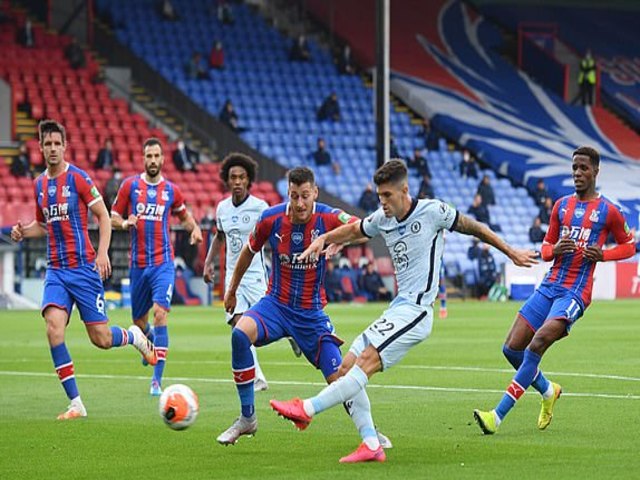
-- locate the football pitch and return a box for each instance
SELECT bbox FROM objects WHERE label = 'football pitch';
[1,300,638,479]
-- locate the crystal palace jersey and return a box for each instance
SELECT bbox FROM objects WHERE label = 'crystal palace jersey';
[248,202,358,310]
[34,164,103,269]
[216,194,268,289]
[111,174,187,268]
[541,194,633,308]
[361,198,459,307]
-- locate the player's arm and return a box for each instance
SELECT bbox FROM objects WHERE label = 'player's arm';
[539,201,575,261]
[10,220,47,241]
[298,221,366,262]
[583,207,635,263]
[178,210,203,245]
[453,213,538,267]
[90,200,112,280]
[203,230,225,284]
[110,180,138,231]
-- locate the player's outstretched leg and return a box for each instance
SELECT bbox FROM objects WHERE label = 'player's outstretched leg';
[141,323,155,366]
[218,327,257,445]
[150,325,168,396]
[127,325,158,366]
[51,343,87,420]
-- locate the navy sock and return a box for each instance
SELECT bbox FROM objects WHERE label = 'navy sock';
[109,326,133,347]
[231,328,255,418]
[153,325,168,384]
[502,345,550,395]
[496,348,543,419]
[51,343,79,400]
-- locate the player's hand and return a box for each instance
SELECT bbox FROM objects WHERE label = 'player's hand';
[203,262,215,284]
[95,252,112,280]
[223,290,237,314]
[323,242,344,260]
[509,248,539,268]
[553,234,576,256]
[582,245,603,262]
[125,214,139,229]
[298,236,326,263]
[10,221,24,242]
[189,226,203,245]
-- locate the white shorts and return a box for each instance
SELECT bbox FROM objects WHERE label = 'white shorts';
[225,281,266,324]
[349,296,433,371]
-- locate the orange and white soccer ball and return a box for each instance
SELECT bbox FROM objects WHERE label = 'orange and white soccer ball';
[159,384,199,430]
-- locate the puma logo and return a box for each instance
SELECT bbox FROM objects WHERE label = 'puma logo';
[275,233,284,242]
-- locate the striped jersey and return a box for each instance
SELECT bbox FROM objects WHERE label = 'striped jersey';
[361,198,459,307]
[216,194,269,289]
[541,194,633,307]
[35,164,103,269]
[248,202,358,310]
[111,174,187,268]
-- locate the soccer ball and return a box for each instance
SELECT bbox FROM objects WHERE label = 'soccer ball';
[158,384,199,430]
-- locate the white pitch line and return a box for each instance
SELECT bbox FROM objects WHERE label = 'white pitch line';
[0,370,638,400]
[1,358,639,382]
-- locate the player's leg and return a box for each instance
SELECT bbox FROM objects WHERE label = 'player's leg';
[147,263,175,394]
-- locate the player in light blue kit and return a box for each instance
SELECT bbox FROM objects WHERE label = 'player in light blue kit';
[271,160,537,462]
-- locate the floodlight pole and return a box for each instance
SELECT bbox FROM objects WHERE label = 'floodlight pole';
[375,0,390,168]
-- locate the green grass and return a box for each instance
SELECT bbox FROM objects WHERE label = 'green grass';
[1,300,639,479]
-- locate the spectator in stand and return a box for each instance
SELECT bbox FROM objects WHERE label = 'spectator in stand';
[317,92,341,122]
[219,99,240,132]
[337,45,355,75]
[289,34,311,62]
[209,41,225,69]
[476,174,496,206]
[468,237,482,261]
[578,49,596,106]
[200,206,216,233]
[477,244,497,298]
[529,216,546,244]
[186,52,208,80]
[468,194,490,225]
[17,19,34,47]
[389,136,401,160]
[65,38,86,70]
[358,183,378,214]
[312,137,340,174]
[218,1,234,25]
[160,0,179,21]
[95,139,114,170]
[421,118,439,151]
[324,261,343,303]
[104,168,122,212]
[539,196,553,225]
[459,149,478,179]
[533,179,549,207]
[360,262,392,302]
[11,143,31,178]
[172,139,199,172]
[408,148,431,178]
[417,174,435,200]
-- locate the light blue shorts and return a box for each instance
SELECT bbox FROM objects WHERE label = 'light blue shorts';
[225,280,266,324]
[349,296,433,370]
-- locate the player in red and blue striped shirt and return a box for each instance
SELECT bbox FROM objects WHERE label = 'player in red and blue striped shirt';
[10,120,157,420]
[474,146,635,434]
[111,138,202,396]
[216,167,390,450]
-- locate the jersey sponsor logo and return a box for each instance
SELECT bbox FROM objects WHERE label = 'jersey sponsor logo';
[43,203,69,222]
[589,209,599,222]
[135,202,166,220]
[392,241,409,273]
[411,221,421,233]
[338,211,352,224]
[292,232,304,245]
[227,229,243,253]
[62,186,71,197]
[278,252,318,270]
[90,186,100,199]
[561,225,591,248]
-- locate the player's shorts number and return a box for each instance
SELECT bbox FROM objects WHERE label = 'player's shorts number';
[564,299,581,321]
[95,294,105,315]
[369,318,395,337]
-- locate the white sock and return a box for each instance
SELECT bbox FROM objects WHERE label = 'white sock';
[541,382,554,400]
[347,390,380,450]
[307,365,369,416]
[250,345,266,382]
[492,410,502,426]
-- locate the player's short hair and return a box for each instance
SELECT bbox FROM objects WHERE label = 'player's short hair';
[573,146,600,168]
[143,137,163,153]
[288,166,315,186]
[373,159,408,186]
[38,119,66,145]
[220,152,258,187]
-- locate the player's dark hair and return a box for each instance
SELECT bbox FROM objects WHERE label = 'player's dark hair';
[573,145,600,168]
[143,137,163,153]
[373,159,408,186]
[288,166,315,186]
[220,152,258,188]
[38,119,66,145]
